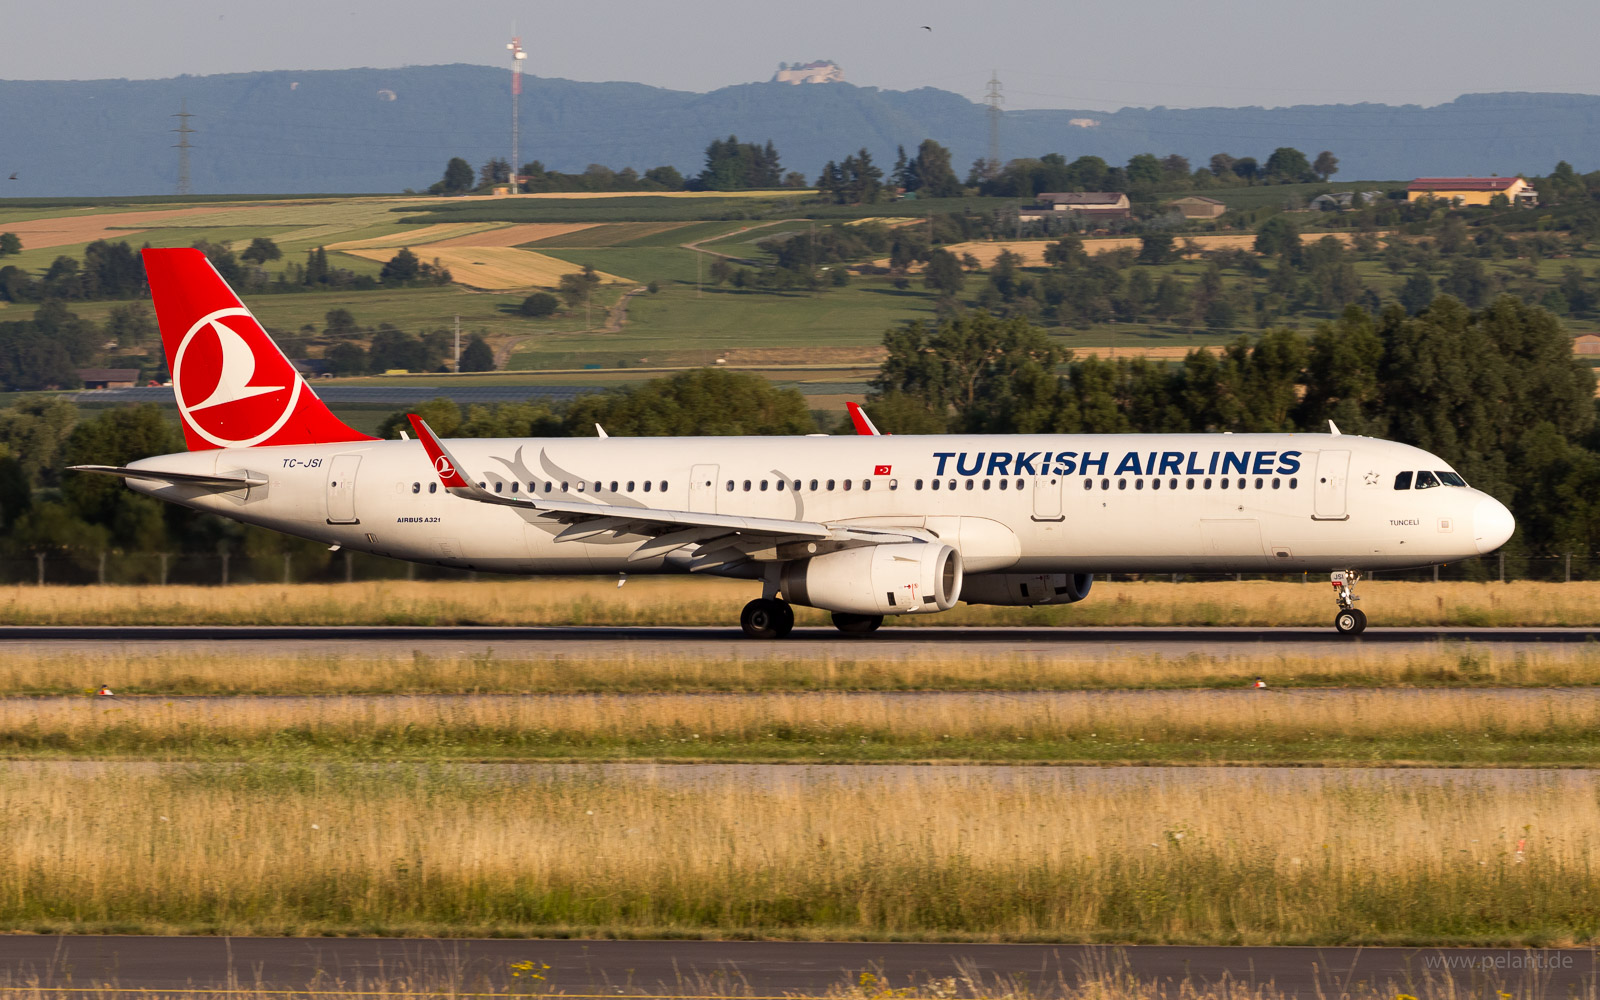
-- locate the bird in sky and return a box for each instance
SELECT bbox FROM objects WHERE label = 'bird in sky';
[6,173,15,181]
[921,25,932,30]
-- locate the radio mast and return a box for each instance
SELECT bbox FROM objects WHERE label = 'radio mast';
[507,36,526,192]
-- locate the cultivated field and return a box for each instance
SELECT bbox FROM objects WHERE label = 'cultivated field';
[341,246,627,290]
[2,761,1594,942]
[0,579,1591,627]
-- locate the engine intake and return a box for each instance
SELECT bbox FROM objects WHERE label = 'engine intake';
[780,542,962,615]
[961,572,1092,607]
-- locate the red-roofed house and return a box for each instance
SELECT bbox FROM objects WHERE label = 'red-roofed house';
[1406,176,1537,207]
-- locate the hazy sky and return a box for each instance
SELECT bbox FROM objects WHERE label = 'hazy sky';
[6,0,1599,111]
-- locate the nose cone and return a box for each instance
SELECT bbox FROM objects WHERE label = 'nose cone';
[1473,495,1515,554]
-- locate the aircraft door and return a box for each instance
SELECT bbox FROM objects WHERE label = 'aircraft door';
[326,454,361,524]
[1312,450,1350,520]
[689,464,718,513]
[1031,474,1064,521]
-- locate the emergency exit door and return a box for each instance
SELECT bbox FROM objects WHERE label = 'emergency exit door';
[1312,450,1349,520]
[1032,475,1064,521]
[688,464,718,513]
[326,454,361,524]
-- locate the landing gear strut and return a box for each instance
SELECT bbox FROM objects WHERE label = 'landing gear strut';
[1331,570,1367,636]
[740,598,794,639]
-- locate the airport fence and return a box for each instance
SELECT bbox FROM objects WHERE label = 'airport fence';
[0,550,1593,586]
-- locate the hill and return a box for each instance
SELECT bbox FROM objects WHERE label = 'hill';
[3,66,1600,195]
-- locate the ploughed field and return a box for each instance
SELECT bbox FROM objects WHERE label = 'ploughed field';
[4,579,1598,943]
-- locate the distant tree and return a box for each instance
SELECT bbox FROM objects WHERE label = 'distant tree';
[1138,233,1179,265]
[643,165,684,189]
[558,264,603,311]
[909,139,961,198]
[1208,153,1237,178]
[1398,270,1435,315]
[1264,147,1314,184]
[518,292,560,317]
[106,303,156,348]
[431,157,475,195]
[478,158,511,188]
[562,368,814,436]
[1254,215,1302,257]
[922,248,965,295]
[459,335,495,372]
[782,171,808,188]
[325,342,368,376]
[1161,154,1191,178]
[0,233,20,257]
[323,308,359,339]
[697,135,782,190]
[1125,153,1163,187]
[1313,151,1340,182]
[892,145,912,191]
[240,237,282,265]
[379,247,421,284]
[1232,157,1260,184]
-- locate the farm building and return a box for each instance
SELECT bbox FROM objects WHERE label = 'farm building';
[1575,334,1600,355]
[77,368,139,389]
[1019,192,1132,222]
[1406,177,1538,207]
[1169,196,1225,219]
[1308,191,1389,211]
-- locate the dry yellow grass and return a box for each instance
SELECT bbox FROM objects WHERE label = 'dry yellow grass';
[340,247,627,289]
[902,232,1385,269]
[323,222,510,249]
[3,644,1597,696]
[426,222,599,246]
[13,686,1600,765]
[2,761,1596,941]
[0,206,230,250]
[0,579,1591,627]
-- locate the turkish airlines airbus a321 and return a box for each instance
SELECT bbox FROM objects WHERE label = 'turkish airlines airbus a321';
[71,249,1515,637]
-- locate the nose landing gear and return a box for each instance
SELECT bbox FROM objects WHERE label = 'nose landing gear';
[1331,570,1367,635]
[739,598,794,639]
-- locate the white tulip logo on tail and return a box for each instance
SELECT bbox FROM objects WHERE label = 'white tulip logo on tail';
[172,307,303,448]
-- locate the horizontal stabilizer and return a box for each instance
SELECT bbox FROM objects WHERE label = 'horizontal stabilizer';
[68,464,268,488]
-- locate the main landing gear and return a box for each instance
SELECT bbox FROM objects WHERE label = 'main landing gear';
[1331,570,1367,636]
[739,598,794,639]
[737,600,886,638]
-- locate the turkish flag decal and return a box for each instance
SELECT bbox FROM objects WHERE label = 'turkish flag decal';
[874,464,892,476]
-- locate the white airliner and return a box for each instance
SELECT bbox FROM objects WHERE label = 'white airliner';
[72,249,1515,637]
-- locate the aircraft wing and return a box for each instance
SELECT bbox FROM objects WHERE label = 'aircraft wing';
[68,464,269,488]
[406,415,919,566]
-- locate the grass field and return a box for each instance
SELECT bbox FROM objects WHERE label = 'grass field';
[0,579,1590,627]
[3,761,1597,942]
[7,644,1600,697]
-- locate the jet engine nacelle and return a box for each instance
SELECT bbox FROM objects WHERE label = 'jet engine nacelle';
[780,542,962,616]
[960,572,1093,607]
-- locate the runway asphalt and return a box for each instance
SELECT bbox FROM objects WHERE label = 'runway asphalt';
[1,936,1591,997]
[1,625,1596,660]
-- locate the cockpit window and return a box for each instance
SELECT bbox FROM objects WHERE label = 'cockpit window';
[1414,470,1441,489]
[1437,471,1467,487]
[1394,471,1413,490]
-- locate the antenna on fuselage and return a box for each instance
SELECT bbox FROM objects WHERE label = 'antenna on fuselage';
[595,424,609,438]
[1328,420,1342,436]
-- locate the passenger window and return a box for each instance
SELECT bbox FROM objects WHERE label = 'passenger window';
[1186,478,1194,490]
[1135,479,1144,491]
[576,482,584,492]
[1169,478,1178,490]
[643,481,651,492]
[1204,478,1212,489]
[843,480,852,491]
[965,479,975,491]
[726,480,734,491]
[1272,478,1280,490]
[775,480,784,491]
[626,481,634,492]
[1394,471,1412,490]
[889,479,898,491]
[1438,471,1467,487]
[1288,478,1297,490]
[809,479,819,491]
[949,479,957,490]
[915,479,924,490]
[998,479,1008,491]
[1118,479,1127,490]
[1220,478,1229,490]
[1100,478,1109,490]
[494,482,503,493]
[511,482,519,494]
[411,482,420,494]
[429,483,437,494]
[743,480,752,491]
[1015,478,1024,490]
[528,482,537,492]
[608,481,617,493]
[760,480,769,491]
[594,482,602,493]
[827,479,836,490]
[562,482,570,492]
[1085,479,1093,490]
[1237,478,1246,489]
[1254,478,1263,490]
[862,479,872,491]
[1150,478,1159,491]
[1415,470,1441,490]
[661,482,668,492]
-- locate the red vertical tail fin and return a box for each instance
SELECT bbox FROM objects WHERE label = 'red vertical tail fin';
[143,247,373,450]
